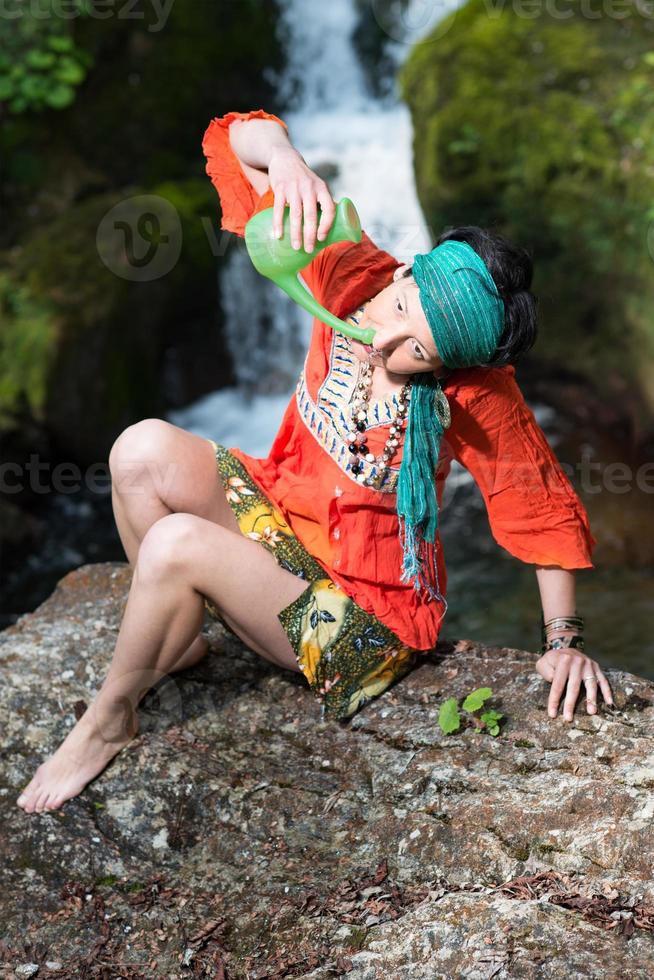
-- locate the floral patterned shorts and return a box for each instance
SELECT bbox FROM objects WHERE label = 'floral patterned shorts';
[204,439,420,721]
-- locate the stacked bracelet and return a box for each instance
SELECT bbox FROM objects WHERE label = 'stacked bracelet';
[540,614,585,654]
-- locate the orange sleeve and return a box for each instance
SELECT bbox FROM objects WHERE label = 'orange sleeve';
[201,110,395,312]
[202,109,288,237]
[201,107,340,299]
[443,365,597,568]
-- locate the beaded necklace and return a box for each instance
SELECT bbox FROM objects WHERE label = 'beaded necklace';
[344,303,413,489]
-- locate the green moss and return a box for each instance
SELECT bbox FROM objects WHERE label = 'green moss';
[400,0,654,428]
[150,178,218,284]
[125,882,145,894]
[486,824,531,862]
[346,926,370,951]
[1,190,165,456]
[0,176,233,458]
[0,271,58,425]
[95,875,119,887]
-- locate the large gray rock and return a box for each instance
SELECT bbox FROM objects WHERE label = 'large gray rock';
[1,563,653,978]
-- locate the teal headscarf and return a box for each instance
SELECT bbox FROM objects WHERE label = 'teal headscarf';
[396,240,506,599]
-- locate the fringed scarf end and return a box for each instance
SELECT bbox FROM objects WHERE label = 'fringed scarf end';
[398,517,442,603]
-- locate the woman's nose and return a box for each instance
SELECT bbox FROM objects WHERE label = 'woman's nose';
[371,325,401,351]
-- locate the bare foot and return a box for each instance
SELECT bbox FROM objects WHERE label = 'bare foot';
[16,706,136,814]
[16,637,209,814]
[169,634,210,674]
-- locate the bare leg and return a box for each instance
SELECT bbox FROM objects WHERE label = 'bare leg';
[17,546,203,813]
[109,419,241,671]
[16,514,309,814]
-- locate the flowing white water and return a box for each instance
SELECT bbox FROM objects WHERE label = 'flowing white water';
[168,0,463,454]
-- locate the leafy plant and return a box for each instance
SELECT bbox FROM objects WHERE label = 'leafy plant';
[478,708,504,737]
[438,697,461,735]
[438,687,504,737]
[462,686,493,713]
[0,0,93,114]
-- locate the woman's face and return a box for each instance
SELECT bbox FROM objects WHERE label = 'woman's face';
[349,265,445,379]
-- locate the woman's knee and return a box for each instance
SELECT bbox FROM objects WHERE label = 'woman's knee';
[136,512,203,581]
[109,418,174,470]
[109,418,177,493]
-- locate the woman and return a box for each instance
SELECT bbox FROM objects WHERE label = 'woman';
[16,109,613,815]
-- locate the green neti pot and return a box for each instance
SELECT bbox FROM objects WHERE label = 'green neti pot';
[244,197,375,344]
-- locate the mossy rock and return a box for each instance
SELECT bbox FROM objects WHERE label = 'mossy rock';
[400,0,654,442]
[1,178,232,463]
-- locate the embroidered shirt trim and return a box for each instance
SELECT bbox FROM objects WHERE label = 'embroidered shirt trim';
[297,329,402,492]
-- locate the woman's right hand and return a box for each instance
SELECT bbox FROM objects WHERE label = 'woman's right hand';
[267,145,336,253]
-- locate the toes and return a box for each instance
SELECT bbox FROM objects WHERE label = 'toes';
[44,794,62,811]
[20,794,37,813]
[17,784,64,814]
[33,788,51,813]
[17,781,38,810]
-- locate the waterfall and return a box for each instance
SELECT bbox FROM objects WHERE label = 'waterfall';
[169,0,463,455]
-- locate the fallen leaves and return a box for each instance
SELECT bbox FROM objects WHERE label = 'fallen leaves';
[498,870,654,938]
[296,858,429,928]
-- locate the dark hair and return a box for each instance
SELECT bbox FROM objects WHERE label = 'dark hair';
[402,226,538,366]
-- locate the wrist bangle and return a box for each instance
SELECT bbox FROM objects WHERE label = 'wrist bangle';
[542,634,585,654]
[541,614,584,631]
[540,613,585,654]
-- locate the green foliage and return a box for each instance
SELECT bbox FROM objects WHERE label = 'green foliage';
[438,697,461,734]
[480,709,503,737]
[400,0,654,426]
[461,686,492,712]
[0,271,58,425]
[0,0,93,114]
[0,0,284,461]
[1,0,283,235]
[438,686,504,737]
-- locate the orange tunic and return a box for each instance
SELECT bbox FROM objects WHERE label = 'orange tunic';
[202,109,597,651]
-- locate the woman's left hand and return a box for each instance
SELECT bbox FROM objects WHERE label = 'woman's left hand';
[535,649,614,722]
